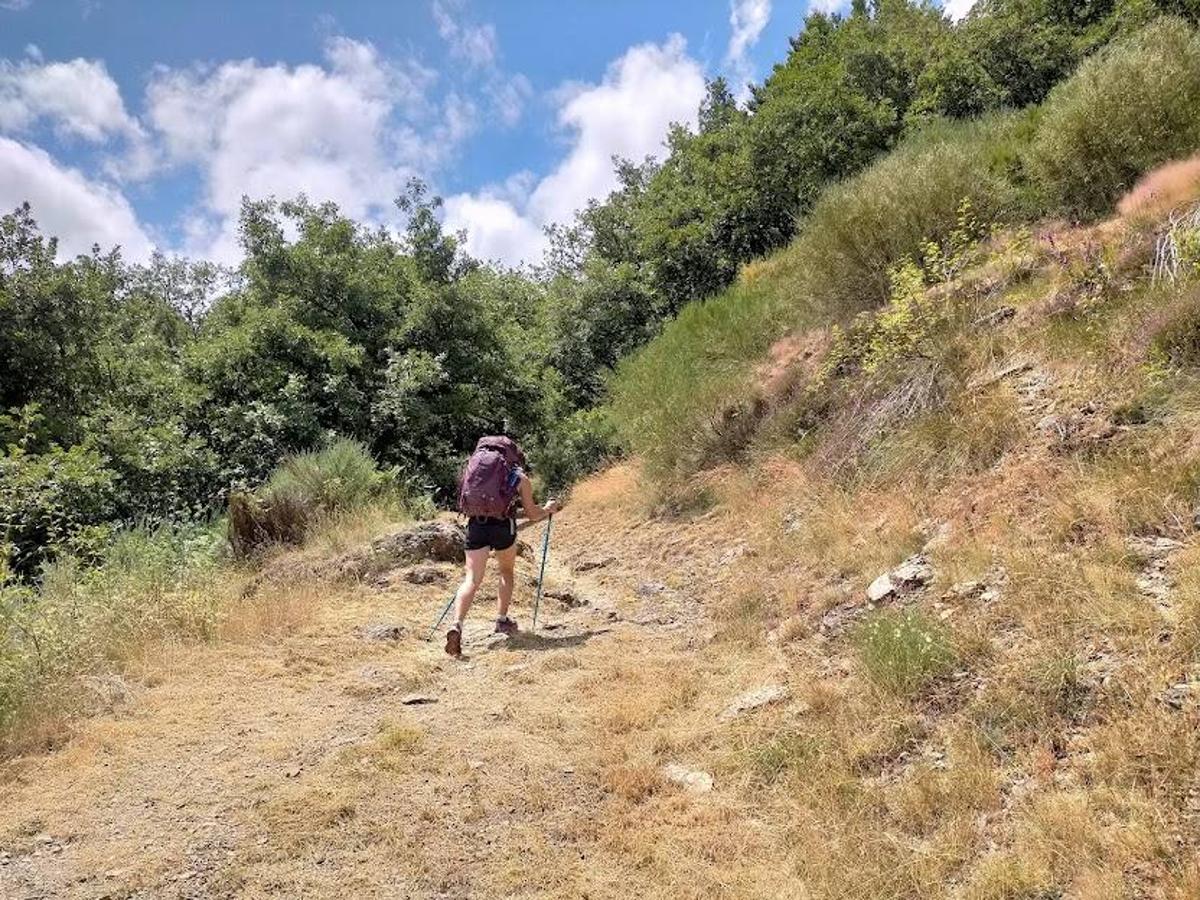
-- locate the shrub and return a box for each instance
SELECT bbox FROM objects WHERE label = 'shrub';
[1150,286,1200,367]
[607,117,1020,486]
[532,407,620,494]
[785,114,1024,321]
[0,443,119,580]
[1,523,225,742]
[1028,16,1200,218]
[855,608,957,695]
[227,437,393,557]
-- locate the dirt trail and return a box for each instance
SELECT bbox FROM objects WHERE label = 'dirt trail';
[0,480,789,899]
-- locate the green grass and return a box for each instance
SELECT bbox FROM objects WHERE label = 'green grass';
[0,523,227,744]
[855,608,958,695]
[607,277,786,483]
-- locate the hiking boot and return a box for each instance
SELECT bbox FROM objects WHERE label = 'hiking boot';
[444,624,463,657]
[494,616,519,636]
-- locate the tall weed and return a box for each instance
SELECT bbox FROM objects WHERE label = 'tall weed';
[0,524,226,745]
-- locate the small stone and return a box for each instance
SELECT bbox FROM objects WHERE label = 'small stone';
[1037,413,1062,433]
[468,760,484,770]
[867,573,895,603]
[285,767,301,778]
[636,581,667,597]
[945,580,985,601]
[891,554,933,587]
[973,305,1017,328]
[360,623,405,642]
[663,763,714,794]
[400,693,437,705]
[545,588,587,609]
[573,556,615,573]
[402,565,445,585]
[720,684,790,721]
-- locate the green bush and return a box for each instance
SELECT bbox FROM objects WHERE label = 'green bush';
[855,608,957,695]
[0,443,119,579]
[227,436,397,557]
[532,407,620,494]
[1028,16,1200,217]
[1150,287,1200,367]
[607,116,1021,485]
[1,523,224,739]
[786,114,1024,320]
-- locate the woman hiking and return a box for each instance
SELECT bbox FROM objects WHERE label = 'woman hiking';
[445,435,561,657]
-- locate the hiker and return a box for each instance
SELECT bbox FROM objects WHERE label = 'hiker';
[445,436,561,656]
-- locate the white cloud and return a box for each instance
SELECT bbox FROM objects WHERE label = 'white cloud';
[485,73,532,128]
[443,192,544,266]
[0,57,140,142]
[0,137,154,259]
[0,0,32,11]
[445,35,706,266]
[142,37,453,262]
[726,0,771,100]
[943,0,976,21]
[809,0,849,14]
[431,0,497,68]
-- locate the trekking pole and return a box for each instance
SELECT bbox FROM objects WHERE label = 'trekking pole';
[531,515,553,633]
[424,593,457,642]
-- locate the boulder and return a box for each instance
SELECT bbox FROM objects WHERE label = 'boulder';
[720,684,790,721]
[335,521,465,580]
[663,763,714,794]
[866,554,933,602]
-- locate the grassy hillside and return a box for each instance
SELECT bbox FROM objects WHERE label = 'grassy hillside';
[586,16,1200,895]
[609,16,1200,487]
[566,158,1200,896]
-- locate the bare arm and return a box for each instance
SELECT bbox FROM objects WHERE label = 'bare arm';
[516,473,560,523]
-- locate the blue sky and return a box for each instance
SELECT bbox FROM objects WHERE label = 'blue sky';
[0,0,965,266]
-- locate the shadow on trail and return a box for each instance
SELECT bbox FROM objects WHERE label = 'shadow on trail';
[502,627,611,652]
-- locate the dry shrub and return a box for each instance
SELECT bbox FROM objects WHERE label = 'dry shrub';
[604,757,664,803]
[1117,152,1200,222]
[227,489,310,558]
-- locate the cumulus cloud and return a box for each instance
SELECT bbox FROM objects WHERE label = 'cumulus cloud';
[445,35,706,266]
[0,57,141,142]
[725,0,771,98]
[442,191,544,265]
[943,0,976,21]
[0,137,154,259]
[141,37,454,262]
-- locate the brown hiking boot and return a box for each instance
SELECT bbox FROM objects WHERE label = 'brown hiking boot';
[494,616,519,636]
[444,624,462,657]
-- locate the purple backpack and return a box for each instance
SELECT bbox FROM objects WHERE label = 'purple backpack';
[457,436,526,518]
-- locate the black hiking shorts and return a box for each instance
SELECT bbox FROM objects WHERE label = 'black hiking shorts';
[464,516,517,552]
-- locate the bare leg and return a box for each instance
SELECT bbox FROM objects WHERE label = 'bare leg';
[452,548,490,627]
[495,544,518,620]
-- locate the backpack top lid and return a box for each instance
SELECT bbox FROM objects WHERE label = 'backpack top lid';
[474,435,526,470]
